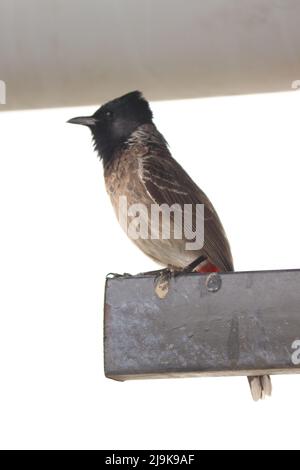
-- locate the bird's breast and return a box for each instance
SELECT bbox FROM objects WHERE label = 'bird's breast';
[104,152,147,217]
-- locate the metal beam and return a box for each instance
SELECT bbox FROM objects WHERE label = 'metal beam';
[1,0,300,110]
[104,270,300,381]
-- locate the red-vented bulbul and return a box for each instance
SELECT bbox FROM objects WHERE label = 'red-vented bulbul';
[68,91,272,401]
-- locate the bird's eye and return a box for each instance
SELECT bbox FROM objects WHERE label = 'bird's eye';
[105,110,113,119]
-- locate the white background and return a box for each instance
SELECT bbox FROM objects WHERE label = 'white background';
[0,91,300,449]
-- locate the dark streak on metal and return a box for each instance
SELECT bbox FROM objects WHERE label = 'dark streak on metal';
[227,316,240,366]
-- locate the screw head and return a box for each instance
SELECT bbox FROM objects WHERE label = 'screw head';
[206,272,222,292]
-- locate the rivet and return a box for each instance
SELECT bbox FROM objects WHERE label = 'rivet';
[206,272,222,292]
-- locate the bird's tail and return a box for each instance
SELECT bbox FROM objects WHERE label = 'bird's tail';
[248,375,272,401]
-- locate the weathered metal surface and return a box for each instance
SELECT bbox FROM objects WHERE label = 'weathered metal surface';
[104,270,300,381]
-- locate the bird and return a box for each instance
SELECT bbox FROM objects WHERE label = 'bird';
[68,90,272,401]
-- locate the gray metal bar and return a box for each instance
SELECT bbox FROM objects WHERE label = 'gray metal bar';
[104,270,300,381]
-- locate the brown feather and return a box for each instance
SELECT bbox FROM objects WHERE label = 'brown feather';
[105,123,233,272]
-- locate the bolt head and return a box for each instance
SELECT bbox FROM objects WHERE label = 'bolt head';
[206,272,222,292]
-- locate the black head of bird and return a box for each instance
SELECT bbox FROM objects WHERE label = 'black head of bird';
[67,91,153,165]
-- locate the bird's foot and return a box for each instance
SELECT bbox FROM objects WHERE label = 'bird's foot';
[248,375,272,401]
[138,268,169,276]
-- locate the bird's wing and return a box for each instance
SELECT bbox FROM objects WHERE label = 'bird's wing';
[139,150,234,272]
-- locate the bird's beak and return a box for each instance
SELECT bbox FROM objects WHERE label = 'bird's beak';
[67,116,97,127]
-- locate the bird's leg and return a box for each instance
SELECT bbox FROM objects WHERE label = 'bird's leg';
[182,255,207,273]
[173,255,207,277]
